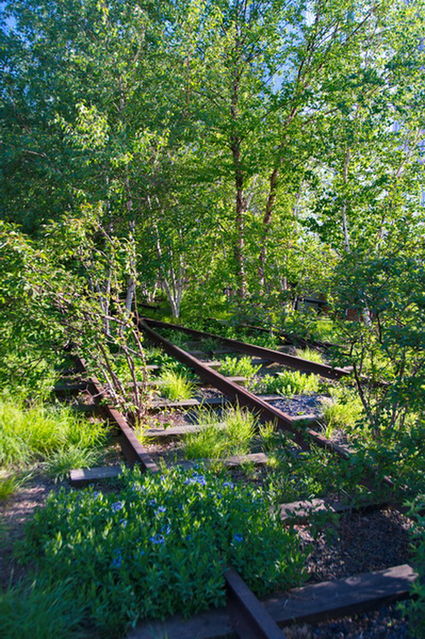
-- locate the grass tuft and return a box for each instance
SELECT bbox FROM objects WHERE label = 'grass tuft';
[0,472,21,500]
[219,356,261,379]
[185,405,256,459]
[251,370,320,396]
[0,398,107,474]
[158,370,196,401]
[296,348,325,364]
[320,394,362,437]
[46,446,102,481]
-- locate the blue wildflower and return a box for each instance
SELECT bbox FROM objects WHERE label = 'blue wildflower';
[223,481,234,489]
[150,534,165,544]
[184,474,206,486]
[93,491,102,498]
[156,506,166,514]
[148,499,157,507]
[111,549,123,568]
[161,524,171,535]
[233,534,244,544]
[111,501,124,512]
[119,519,127,528]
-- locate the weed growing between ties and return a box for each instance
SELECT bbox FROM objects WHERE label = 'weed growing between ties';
[320,388,363,438]
[157,370,196,400]
[218,356,261,379]
[251,370,320,396]
[295,348,325,364]
[16,466,306,636]
[184,405,256,459]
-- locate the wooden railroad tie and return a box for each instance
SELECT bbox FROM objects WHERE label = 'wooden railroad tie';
[126,564,416,639]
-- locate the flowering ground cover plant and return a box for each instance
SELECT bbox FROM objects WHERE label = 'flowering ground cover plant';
[18,466,307,636]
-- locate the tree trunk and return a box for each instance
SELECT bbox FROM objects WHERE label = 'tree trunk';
[258,167,279,290]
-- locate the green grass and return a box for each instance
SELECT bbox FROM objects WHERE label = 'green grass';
[250,370,320,396]
[0,398,107,475]
[218,356,261,379]
[296,348,325,364]
[185,405,256,459]
[0,579,86,639]
[158,370,195,401]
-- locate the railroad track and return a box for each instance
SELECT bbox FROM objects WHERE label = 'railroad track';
[59,320,416,639]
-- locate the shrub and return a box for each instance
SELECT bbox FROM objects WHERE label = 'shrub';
[157,370,195,400]
[251,370,320,396]
[185,406,256,459]
[19,466,306,636]
[218,356,261,379]
[0,398,107,470]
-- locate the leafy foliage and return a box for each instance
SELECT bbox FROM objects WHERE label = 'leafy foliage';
[19,467,306,635]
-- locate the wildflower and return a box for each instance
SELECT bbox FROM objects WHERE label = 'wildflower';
[184,474,206,486]
[119,519,127,528]
[155,506,166,514]
[223,481,234,489]
[148,499,157,507]
[93,491,102,498]
[111,549,123,568]
[150,534,165,544]
[111,501,124,512]
[233,534,244,544]
[161,524,171,535]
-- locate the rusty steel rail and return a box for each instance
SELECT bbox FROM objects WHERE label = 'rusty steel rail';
[74,356,160,472]
[238,322,337,350]
[141,317,349,380]
[68,346,412,639]
[141,320,352,459]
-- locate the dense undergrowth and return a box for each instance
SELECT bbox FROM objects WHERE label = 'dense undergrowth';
[10,466,306,637]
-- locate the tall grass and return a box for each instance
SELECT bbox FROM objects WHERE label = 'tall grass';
[0,579,86,639]
[0,398,107,473]
[185,405,256,459]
